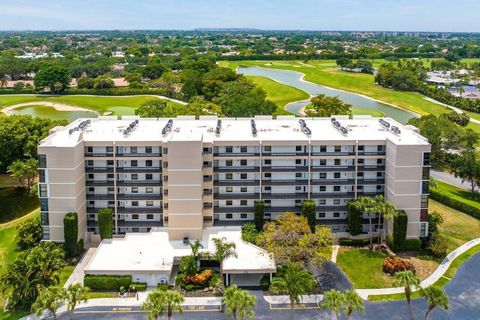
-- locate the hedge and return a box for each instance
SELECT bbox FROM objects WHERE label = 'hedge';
[98,208,113,240]
[346,203,363,236]
[254,200,265,232]
[430,189,480,220]
[63,212,79,257]
[391,210,408,252]
[400,239,422,251]
[301,200,316,232]
[338,237,380,246]
[84,275,132,291]
[129,282,147,291]
[157,284,169,291]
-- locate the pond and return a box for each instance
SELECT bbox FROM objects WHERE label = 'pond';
[8,105,97,122]
[237,66,418,124]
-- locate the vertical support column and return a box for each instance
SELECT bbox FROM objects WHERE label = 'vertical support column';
[354,140,359,199]
[307,140,311,200]
[259,141,263,201]
[113,141,118,235]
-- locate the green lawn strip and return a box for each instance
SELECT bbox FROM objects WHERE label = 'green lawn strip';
[432,181,480,209]
[0,175,17,189]
[0,95,182,116]
[86,292,118,299]
[336,248,395,289]
[0,310,30,320]
[368,244,480,301]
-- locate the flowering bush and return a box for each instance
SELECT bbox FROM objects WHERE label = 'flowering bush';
[183,269,213,285]
[382,257,415,275]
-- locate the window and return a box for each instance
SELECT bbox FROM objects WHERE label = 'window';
[226,160,233,166]
[320,173,326,179]
[39,184,48,197]
[376,159,383,165]
[264,159,271,165]
[132,214,139,219]
[146,201,153,207]
[132,201,139,207]
[376,172,382,177]
[334,172,341,179]
[376,185,382,190]
[131,174,138,180]
[106,146,113,153]
[146,160,153,167]
[333,186,341,192]
[164,189,168,195]
[38,154,47,168]
[377,145,384,152]
[240,200,248,206]
[107,173,114,180]
[240,146,247,153]
[358,159,364,164]
[226,214,233,219]
[146,187,153,193]
[108,187,114,192]
[423,152,431,166]
[264,146,271,152]
[296,173,302,178]
[108,201,114,206]
[88,187,94,192]
[357,172,364,177]
[40,198,49,211]
[319,199,326,205]
[131,160,138,167]
[422,167,430,180]
[320,160,327,166]
[163,162,168,168]
[107,160,114,166]
[264,173,271,178]
[334,145,341,152]
[226,187,233,193]
[320,146,327,152]
[147,214,154,220]
[226,173,233,180]
[86,160,94,166]
[164,175,169,182]
[146,174,153,180]
[240,187,247,192]
[163,147,168,154]
[226,146,233,153]
[320,186,326,192]
[333,199,341,205]
[421,195,429,208]
[146,146,152,153]
[296,145,302,152]
[264,186,271,191]
[296,186,302,191]
[421,181,430,195]
[130,147,137,154]
[240,173,247,179]
[203,147,211,154]
[334,159,341,166]
[358,145,365,151]
[318,212,326,218]
[240,160,247,166]
[132,187,138,193]
[296,159,302,165]
[39,169,46,183]
[226,200,233,206]
[333,212,340,218]
[88,174,94,179]
[357,185,364,190]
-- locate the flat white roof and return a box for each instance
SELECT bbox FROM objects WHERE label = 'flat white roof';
[85,227,276,274]
[40,116,429,148]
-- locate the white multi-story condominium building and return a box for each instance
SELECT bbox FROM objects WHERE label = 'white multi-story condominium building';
[37,115,431,243]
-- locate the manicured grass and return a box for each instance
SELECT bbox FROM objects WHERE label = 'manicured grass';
[0,175,17,189]
[86,292,117,299]
[247,75,309,114]
[219,60,480,133]
[432,181,480,210]
[59,265,75,287]
[0,95,182,117]
[336,248,394,289]
[0,310,30,320]
[430,200,480,252]
[352,107,384,117]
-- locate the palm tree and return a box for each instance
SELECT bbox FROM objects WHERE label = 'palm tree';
[350,196,377,245]
[322,289,345,320]
[269,262,316,320]
[64,284,89,312]
[394,270,420,320]
[422,287,449,320]
[212,237,237,283]
[142,290,184,320]
[31,286,65,320]
[0,78,7,88]
[375,195,397,242]
[343,290,366,320]
[189,239,204,261]
[457,86,465,97]
[222,285,256,320]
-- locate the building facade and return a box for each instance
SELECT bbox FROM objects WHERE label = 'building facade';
[37,115,431,242]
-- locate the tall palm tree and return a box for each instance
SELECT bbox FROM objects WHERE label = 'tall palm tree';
[343,290,366,320]
[350,196,377,245]
[64,284,89,312]
[375,195,397,242]
[31,286,65,320]
[269,262,316,320]
[394,270,420,320]
[142,290,184,320]
[322,289,345,320]
[222,285,256,320]
[212,237,237,282]
[422,287,449,320]
[189,239,204,261]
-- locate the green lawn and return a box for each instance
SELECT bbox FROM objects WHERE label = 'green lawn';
[219,59,480,133]
[0,95,182,117]
[336,248,395,289]
[432,181,480,210]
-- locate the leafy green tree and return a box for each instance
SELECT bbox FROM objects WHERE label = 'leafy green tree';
[269,262,316,320]
[451,150,480,193]
[143,57,167,79]
[212,237,237,281]
[161,97,222,117]
[427,211,444,239]
[142,290,184,320]
[241,223,258,244]
[16,217,43,250]
[64,284,89,312]
[34,64,71,93]
[343,290,366,320]
[393,270,420,320]
[77,77,95,89]
[301,200,316,232]
[189,239,204,261]
[135,99,167,118]
[322,289,346,320]
[305,94,352,117]
[222,285,256,320]
[346,201,363,236]
[7,158,38,190]
[31,286,65,320]
[201,67,239,100]
[422,287,449,320]
[348,196,377,245]
[336,57,352,70]
[93,74,114,89]
[253,200,265,232]
[98,208,113,239]
[179,255,199,277]
[375,195,397,242]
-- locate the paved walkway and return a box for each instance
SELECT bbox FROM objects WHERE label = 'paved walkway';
[356,237,480,299]
[264,294,324,305]
[431,169,471,191]
[424,97,480,125]
[64,248,97,288]
[331,245,339,263]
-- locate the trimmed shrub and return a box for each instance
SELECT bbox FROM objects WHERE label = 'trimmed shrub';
[241,223,258,244]
[16,217,43,250]
[428,236,448,258]
[339,237,380,247]
[346,202,363,236]
[157,283,169,291]
[254,200,265,232]
[382,257,416,275]
[400,239,422,251]
[77,238,84,253]
[391,210,408,252]
[430,189,480,220]
[129,282,147,291]
[63,212,78,257]
[98,208,113,240]
[301,200,316,232]
[84,275,132,291]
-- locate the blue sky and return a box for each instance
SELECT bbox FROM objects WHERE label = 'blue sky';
[0,0,478,32]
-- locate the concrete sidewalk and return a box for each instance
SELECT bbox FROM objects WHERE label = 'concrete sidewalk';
[264,294,324,305]
[64,247,97,288]
[356,237,480,299]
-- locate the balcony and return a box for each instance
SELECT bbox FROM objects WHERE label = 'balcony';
[311,166,356,172]
[358,151,386,156]
[116,167,161,173]
[84,152,114,157]
[357,165,385,171]
[262,152,308,157]
[117,180,162,186]
[116,153,162,157]
[213,166,259,173]
[357,178,385,185]
[214,180,260,186]
[214,206,253,213]
[87,207,163,214]
[311,152,356,157]
[85,167,114,173]
[310,179,356,185]
[214,153,260,157]
[85,180,114,187]
[214,193,260,200]
[262,192,308,199]
[262,166,308,172]
[310,192,356,198]
[262,179,308,186]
